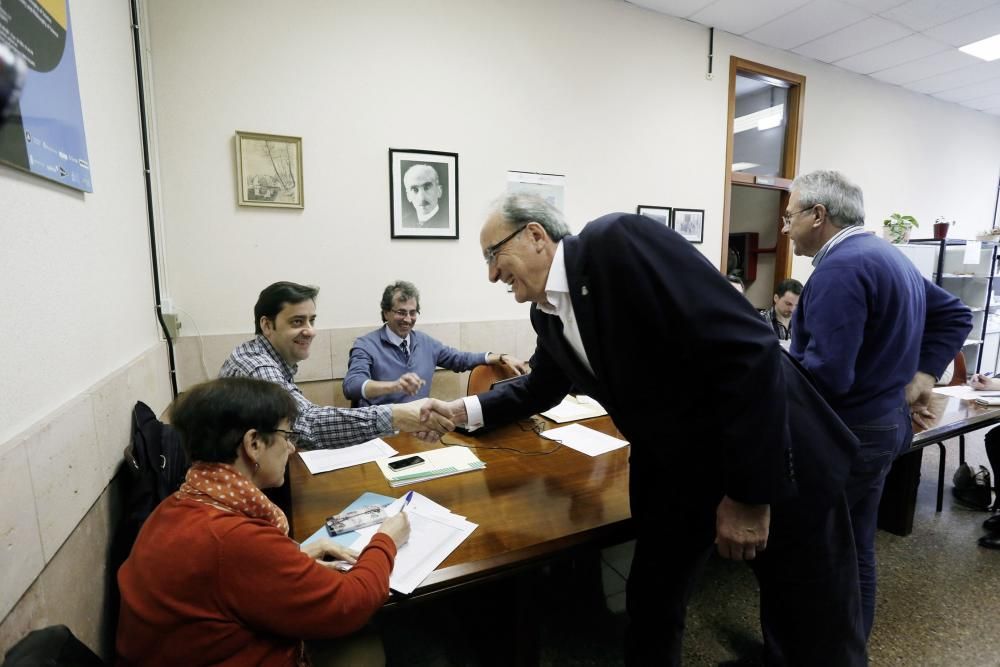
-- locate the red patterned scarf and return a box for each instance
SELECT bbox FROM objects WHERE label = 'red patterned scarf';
[176,461,289,535]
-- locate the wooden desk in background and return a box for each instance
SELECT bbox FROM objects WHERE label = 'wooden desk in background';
[879,393,1000,536]
[289,415,633,600]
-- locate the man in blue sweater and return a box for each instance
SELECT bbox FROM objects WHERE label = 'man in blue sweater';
[784,170,972,639]
[343,281,528,406]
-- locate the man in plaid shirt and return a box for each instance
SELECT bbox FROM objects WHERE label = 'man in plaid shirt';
[220,281,453,449]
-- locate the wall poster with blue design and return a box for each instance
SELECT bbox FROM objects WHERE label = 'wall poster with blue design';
[0,0,92,192]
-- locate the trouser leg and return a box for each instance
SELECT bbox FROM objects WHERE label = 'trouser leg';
[846,405,911,639]
[625,506,714,667]
[750,495,867,666]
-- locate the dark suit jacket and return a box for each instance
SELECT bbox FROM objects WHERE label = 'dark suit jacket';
[480,214,857,521]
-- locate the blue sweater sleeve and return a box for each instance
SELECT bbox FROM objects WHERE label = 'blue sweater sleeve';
[342,341,374,401]
[919,278,972,378]
[434,341,486,372]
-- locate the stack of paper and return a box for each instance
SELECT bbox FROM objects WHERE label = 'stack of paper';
[975,395,1000,406]
[377,446,485,487]
[301,491,477,595]
[298,438,398,474]
[351,493,477,594]
[540,394,608,423]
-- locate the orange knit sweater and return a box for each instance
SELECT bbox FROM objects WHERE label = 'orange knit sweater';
[116,496,395,666]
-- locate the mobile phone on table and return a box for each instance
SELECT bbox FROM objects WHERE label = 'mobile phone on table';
[388,455,424,471]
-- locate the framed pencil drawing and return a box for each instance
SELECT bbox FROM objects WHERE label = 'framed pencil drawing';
[673,208,705,244]
[389,148,459,239]
[235,131,304,208]
[636,205,672,226]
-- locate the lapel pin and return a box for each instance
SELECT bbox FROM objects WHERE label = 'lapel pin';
[581,286,589,296]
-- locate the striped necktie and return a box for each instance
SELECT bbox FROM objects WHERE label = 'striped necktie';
[400,339,410,362]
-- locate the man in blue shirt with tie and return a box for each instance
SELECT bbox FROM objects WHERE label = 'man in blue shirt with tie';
[343,281,528,406]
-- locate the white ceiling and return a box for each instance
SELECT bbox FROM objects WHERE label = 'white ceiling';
[627,0,1000,116]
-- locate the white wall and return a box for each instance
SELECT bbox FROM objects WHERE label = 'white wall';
[0,0,170,643]
[145,0,729,334]
[0,0,162,447]
[146,0,1000,329]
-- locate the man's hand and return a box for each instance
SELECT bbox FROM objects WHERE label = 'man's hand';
[391,398,455,439]
[300,538,359,570]
[493,353,530,376]
[905,371,937,429]
[970,373,1000,391]
[715,495,770,561]
[420,398,468,427]
[395,372,426,396]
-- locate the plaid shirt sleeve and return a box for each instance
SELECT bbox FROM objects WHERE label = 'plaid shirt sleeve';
[244,364,394,449]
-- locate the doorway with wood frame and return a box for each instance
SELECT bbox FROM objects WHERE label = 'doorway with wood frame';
[721,58,805,311]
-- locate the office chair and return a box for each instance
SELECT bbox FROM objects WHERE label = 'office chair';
[466,363,517,396]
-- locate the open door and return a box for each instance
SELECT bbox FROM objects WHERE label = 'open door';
[721,58,805,310]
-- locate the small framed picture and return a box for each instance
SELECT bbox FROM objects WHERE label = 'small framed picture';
[673,208,705,244]
[636,205,672,226]
[389,148,458,239]
[235,131,304,208]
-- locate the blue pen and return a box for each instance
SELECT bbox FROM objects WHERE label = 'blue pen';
[401,491,414,511]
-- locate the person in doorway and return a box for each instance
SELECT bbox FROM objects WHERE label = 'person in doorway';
[759,278,802,341]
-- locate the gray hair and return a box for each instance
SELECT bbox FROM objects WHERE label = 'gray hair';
[380,280,420,322]
[489,192,570,241]
[791,170,865,228]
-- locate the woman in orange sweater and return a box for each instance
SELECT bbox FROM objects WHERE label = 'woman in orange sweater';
[116,377,408,666]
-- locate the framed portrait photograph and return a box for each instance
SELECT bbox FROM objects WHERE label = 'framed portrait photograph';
[673,208,705,244]
[235,131,304,208]
[636,205,672,226]
[389,148,458,239]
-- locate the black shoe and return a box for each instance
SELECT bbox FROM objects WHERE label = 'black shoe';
[984,514,1000,531]
[978,533,1000,550]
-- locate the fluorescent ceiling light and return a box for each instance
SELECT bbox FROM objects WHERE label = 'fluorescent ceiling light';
[960,33,1000,61]
[732,162,759,171]
[733,104,784,133]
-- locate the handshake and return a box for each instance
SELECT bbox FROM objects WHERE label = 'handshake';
[390,398,468,442]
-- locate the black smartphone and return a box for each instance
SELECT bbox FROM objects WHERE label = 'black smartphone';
[388,455,424,471]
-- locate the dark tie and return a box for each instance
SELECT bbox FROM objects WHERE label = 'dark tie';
[400,339,410,362]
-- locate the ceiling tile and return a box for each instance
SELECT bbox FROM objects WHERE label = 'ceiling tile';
[745,0,871,51]
[880,0,999,32]
[870,49,982,84]
[834,33,949,74]
[903,58,1000,92]
[792,16,912,62]
[923,3,1000,47]
[964,91,1000,109]
[932,75,1000,101]
[689,0,813,36]
[625,0,717,18]
[841,0,908,11]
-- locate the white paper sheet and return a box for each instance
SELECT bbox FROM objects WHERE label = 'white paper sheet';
[931,385,1000,400]
[298,438,398,474]
[539,423,629,456]
[350,506,477,594]
[540,395,609,423]
[964,240,982,265]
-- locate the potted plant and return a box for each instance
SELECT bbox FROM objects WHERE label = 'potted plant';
[933,216,954,240]
[882,213,918,244]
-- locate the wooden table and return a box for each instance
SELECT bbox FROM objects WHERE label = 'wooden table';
[289,415,633,599]
[878,393,1000,536]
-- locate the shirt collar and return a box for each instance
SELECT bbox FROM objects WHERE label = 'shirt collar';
[538,241,568,316]
[382,324,408,347]
[256,334,297,378]
[812,224,870,267]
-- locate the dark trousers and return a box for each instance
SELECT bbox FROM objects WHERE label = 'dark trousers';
[985,428,1000,509]
[625,494,866,666]
[845,404,912,639]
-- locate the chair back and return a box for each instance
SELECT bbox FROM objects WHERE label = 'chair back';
[466,364,517,396]
[948,352,968,387]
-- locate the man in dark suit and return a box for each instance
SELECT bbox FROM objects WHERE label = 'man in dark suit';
[431,193,866,665]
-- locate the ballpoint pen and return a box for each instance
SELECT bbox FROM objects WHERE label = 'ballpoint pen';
[401,490,414,511]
